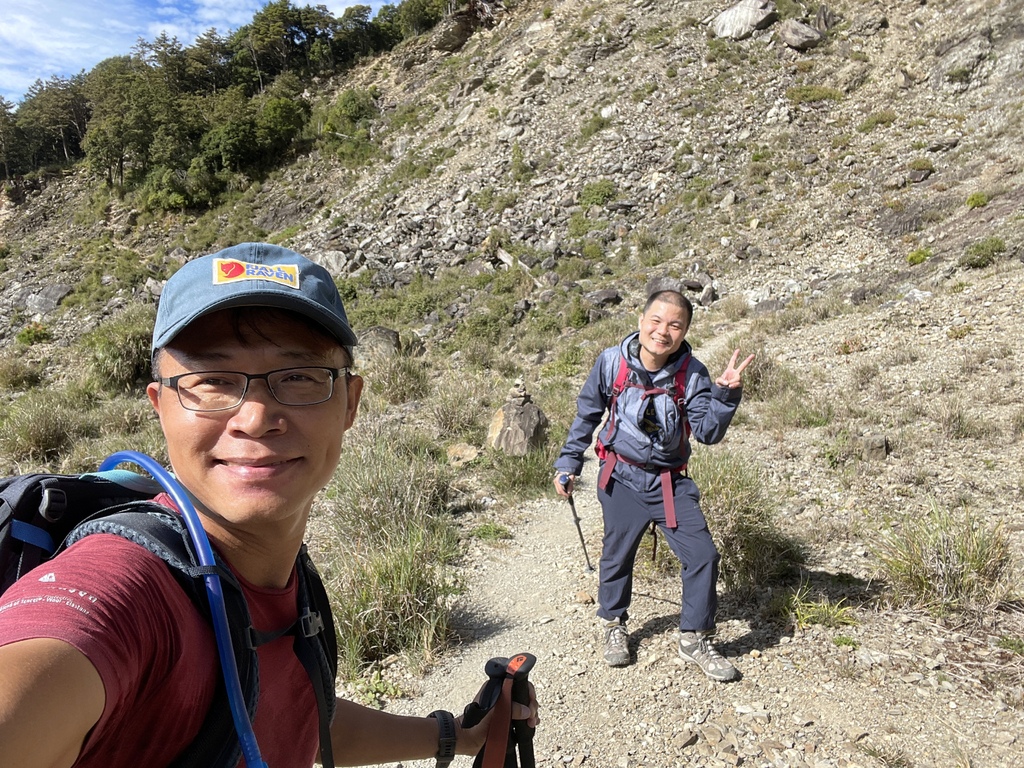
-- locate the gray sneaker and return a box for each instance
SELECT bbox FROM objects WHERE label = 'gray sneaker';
[602,620,630,667]
[678,631,738,682]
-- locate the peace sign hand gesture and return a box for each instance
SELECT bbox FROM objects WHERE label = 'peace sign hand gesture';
[715,349,754,389]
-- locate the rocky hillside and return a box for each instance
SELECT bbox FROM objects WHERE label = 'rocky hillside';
[1,1,1023,765]
[3,0,1023,340]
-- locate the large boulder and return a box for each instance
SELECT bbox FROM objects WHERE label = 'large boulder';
[713,0,779,41]
[778,19,825,50]
[354,326,401,368]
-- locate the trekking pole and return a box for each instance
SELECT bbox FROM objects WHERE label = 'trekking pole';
[508,655,536,768]
[557,474,594,572]
[462,653,537,768]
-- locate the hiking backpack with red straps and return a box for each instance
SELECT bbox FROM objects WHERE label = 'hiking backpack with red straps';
[594,353,692,529]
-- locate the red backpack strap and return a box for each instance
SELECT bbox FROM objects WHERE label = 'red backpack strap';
[596,356,630,459]
[671,353,690,404]
[673,353,692,438]
[611,355,630,396]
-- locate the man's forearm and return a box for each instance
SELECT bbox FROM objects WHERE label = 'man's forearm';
[328,697,442,766]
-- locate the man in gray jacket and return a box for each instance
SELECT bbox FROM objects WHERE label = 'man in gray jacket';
[554,283,752,681]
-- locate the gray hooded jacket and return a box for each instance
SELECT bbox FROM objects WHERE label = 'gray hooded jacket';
[554,332,742,492]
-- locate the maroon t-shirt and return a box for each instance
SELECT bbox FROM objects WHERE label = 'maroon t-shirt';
[0,504,320,767]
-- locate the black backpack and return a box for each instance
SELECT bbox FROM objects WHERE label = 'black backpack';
[0,471,339,768]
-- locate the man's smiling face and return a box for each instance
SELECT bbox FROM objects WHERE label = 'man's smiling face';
[147,308,361,541]
[637,298,689,369]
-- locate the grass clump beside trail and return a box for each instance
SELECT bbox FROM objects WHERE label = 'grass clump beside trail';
[959,236,1006,269]
[310,423,461,680]
[0,352,42,391]
[0,302,168,474]
[773,582,859,629]
[0,389,98,464]
[873,503,1018,616]
[81,304,156,393]
[689,448,804,591]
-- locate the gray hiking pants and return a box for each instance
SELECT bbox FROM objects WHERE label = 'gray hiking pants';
[595,472,720,632]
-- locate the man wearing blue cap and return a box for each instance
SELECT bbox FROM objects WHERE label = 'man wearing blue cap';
[0,243,537,767]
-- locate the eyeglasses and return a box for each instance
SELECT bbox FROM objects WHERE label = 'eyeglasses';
[160,367,349,412]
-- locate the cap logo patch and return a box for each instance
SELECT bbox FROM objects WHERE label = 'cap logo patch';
[213,259,300,289]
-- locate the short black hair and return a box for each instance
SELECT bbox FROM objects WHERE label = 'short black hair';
[644,290,693,326]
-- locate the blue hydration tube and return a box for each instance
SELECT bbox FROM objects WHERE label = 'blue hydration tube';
[99,451,267,768]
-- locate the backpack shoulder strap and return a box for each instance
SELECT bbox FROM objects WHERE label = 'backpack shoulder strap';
[610,354,630,397]
[596,355,631,456]
[674,353,692,436]
[69,507,339,768]
[672,353,691,405]
[68,505,257,768]
[293,545,339,768]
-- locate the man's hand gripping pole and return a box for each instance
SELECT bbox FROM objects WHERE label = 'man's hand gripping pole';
[462,653,537,768]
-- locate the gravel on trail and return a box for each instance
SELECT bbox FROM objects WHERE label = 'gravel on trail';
[359,455,1024,768]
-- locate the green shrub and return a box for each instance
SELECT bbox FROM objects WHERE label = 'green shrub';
[554,256,593,281]
[965,192,989,209]
[775,0,808,19]
[706,37,744,65]
[960,236,1005,269]
[568,212,599,238]
[762,390,834,429]
[907,246,932,266]
[63,243,167,309]
[580,113,611,140]
[428,374,495,441]
[999,636,1024,656]
[782,582,859,629]
[786,86,844,104]
[681,176,714,208]
[365,354,431,406]
[707,335,796,401]
[92,395,159,437]
[397,0,445,37]
[689,448,804,590]
[564,297,588,329]
[510,142,534,183]
[57,418,168,474]
[15,322,51,346]
[311,422,458,679]
[873,504,1015,615]
[857,110,897,133]
[907,157,934,172]
[81,304,156,393]
[580,179,617,207]
[542,345,586,377]
[445,275,533,354]
[946,67,971,84]
[471,522,513,540]
[388,147,457,188]
[484,442,561,500]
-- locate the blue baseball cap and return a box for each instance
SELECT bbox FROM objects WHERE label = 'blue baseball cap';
[152,243,358,353]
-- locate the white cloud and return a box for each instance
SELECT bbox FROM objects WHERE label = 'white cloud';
[1,0,387,104]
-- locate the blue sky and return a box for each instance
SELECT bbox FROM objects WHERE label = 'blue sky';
[0,0,387,105]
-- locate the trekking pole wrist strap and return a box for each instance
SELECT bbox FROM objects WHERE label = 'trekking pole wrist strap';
[428,710,457,768]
